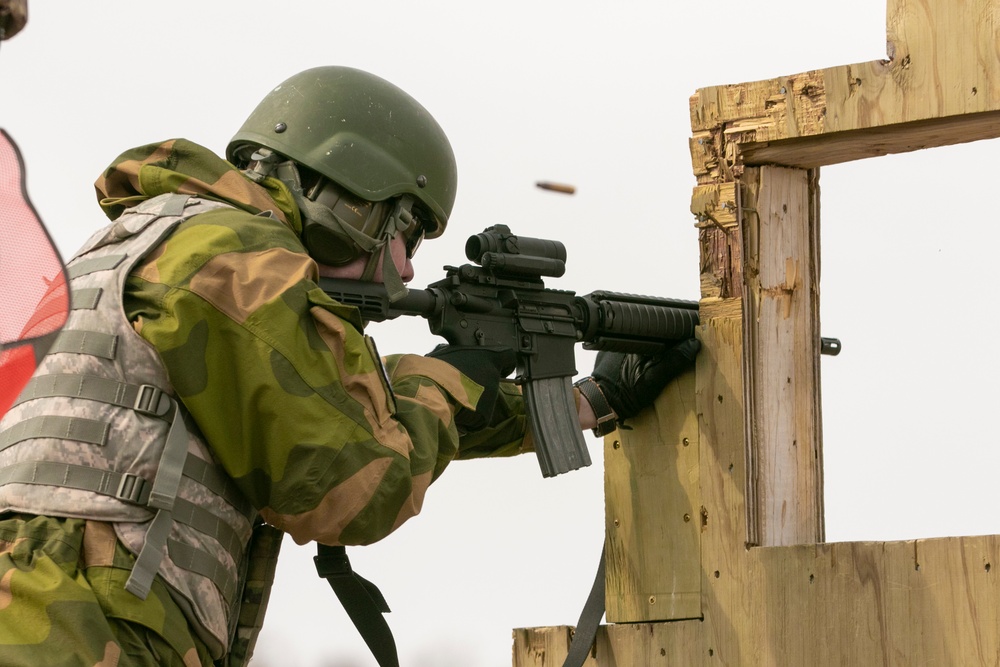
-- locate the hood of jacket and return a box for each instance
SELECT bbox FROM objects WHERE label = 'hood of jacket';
[94,138,302,236]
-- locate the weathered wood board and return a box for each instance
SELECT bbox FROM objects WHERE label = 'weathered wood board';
[513,0,1000,664]
[604,368,700,623]
[516,535,1000,666]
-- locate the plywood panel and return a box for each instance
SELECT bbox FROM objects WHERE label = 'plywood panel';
[604,368,700,623]
[513,0,1000,663]
[512,626,596,667]
[690,0,1000,172]
[694,315,751,663]
[515,536,1000,666]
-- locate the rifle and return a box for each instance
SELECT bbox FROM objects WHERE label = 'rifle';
[320,223,700,478]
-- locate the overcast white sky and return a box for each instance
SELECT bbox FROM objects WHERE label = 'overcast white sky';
[4,2,999,665]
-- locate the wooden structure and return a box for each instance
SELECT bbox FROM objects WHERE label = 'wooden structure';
[512,0,1000,664]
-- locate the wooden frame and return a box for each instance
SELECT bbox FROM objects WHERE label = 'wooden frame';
[513,0,1000,664]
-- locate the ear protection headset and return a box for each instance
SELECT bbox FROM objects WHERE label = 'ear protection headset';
[243,148,420,300]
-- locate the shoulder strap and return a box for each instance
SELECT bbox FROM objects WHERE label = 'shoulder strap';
[562,544,606,667]
[312,540,603,667]
[314,544,398,667]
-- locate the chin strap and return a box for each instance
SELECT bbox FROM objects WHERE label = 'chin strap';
[366,243,409,303]
[355,197,415,303]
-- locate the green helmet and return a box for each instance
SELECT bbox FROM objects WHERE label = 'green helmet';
[227,66,457,240]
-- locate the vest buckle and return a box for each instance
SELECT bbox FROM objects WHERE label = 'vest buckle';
[116,472,150,505]
[134,384,171,417]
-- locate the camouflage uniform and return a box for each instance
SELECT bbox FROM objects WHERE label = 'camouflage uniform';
[0,515,212,667]
[0,139,531,665]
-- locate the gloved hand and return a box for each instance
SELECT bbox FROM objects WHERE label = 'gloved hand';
[590,338,701,421]
[425,344,517,432]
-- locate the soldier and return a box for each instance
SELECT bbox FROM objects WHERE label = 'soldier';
[0,66,698,666]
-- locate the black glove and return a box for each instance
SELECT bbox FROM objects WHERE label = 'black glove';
[425,344,517,432]
[590,338,701,422]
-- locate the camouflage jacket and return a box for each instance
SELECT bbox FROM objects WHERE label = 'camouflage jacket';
[0,191,256,658]
[99,139,531,546]
[0,139,532,661]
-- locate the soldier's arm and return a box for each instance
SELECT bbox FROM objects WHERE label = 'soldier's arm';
[125,209,493,547]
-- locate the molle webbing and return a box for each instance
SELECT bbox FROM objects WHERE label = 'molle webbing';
[0,193,253,630]
[70,287,103,310]
[128,389,226,601]
[67,254,125,280]
[12,374,173,417]
[0,460,150,503]
[1,371,250,515]
[0,460,242,553]
[46,330,119,359]
[0,416,110,448]
[5,331,242,604]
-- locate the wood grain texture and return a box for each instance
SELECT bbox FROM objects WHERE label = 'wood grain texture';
[516,536,1000,666]
[512,1,1000,663]
[690,0,1000,173]
[604,369,700,623]
[742,166,824,547]
[512,626,596,667]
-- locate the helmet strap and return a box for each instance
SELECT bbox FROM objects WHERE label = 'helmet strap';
[357,197,417,303]
[241,148,281,183]
[360,241,407,302]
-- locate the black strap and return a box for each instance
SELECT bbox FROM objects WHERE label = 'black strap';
[315,544,398,667]
[574,377,618,437]
[562,544,606,667]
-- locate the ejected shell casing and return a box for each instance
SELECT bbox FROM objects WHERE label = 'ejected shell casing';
[535,181,576,195]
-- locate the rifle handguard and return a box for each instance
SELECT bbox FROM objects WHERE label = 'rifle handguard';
[574,376,618,437]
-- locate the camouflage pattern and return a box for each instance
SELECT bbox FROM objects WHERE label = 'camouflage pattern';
[100,139,529,547]
[0,190,256,658]
[0,514,211,666]
[0,138,530,662]
[226,522,282,667]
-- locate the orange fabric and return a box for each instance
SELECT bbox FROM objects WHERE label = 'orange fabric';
[0,129,69,416]
[0,347,35,417]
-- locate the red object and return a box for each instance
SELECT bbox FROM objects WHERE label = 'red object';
[0,129,69,417]
[0,347,36,414]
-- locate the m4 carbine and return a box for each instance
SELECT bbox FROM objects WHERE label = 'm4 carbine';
[320,224,702,478]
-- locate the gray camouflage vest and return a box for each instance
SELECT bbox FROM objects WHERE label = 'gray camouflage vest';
[0,193,280,662]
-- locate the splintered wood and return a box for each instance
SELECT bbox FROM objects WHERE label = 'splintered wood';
[513,0,1000,664]
[691,0,1000,176]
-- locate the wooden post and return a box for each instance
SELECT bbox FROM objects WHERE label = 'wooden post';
[513,0,1000,664]
[741,165,824,546]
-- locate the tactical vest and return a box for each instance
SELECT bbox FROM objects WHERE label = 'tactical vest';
[0,193,280,662]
